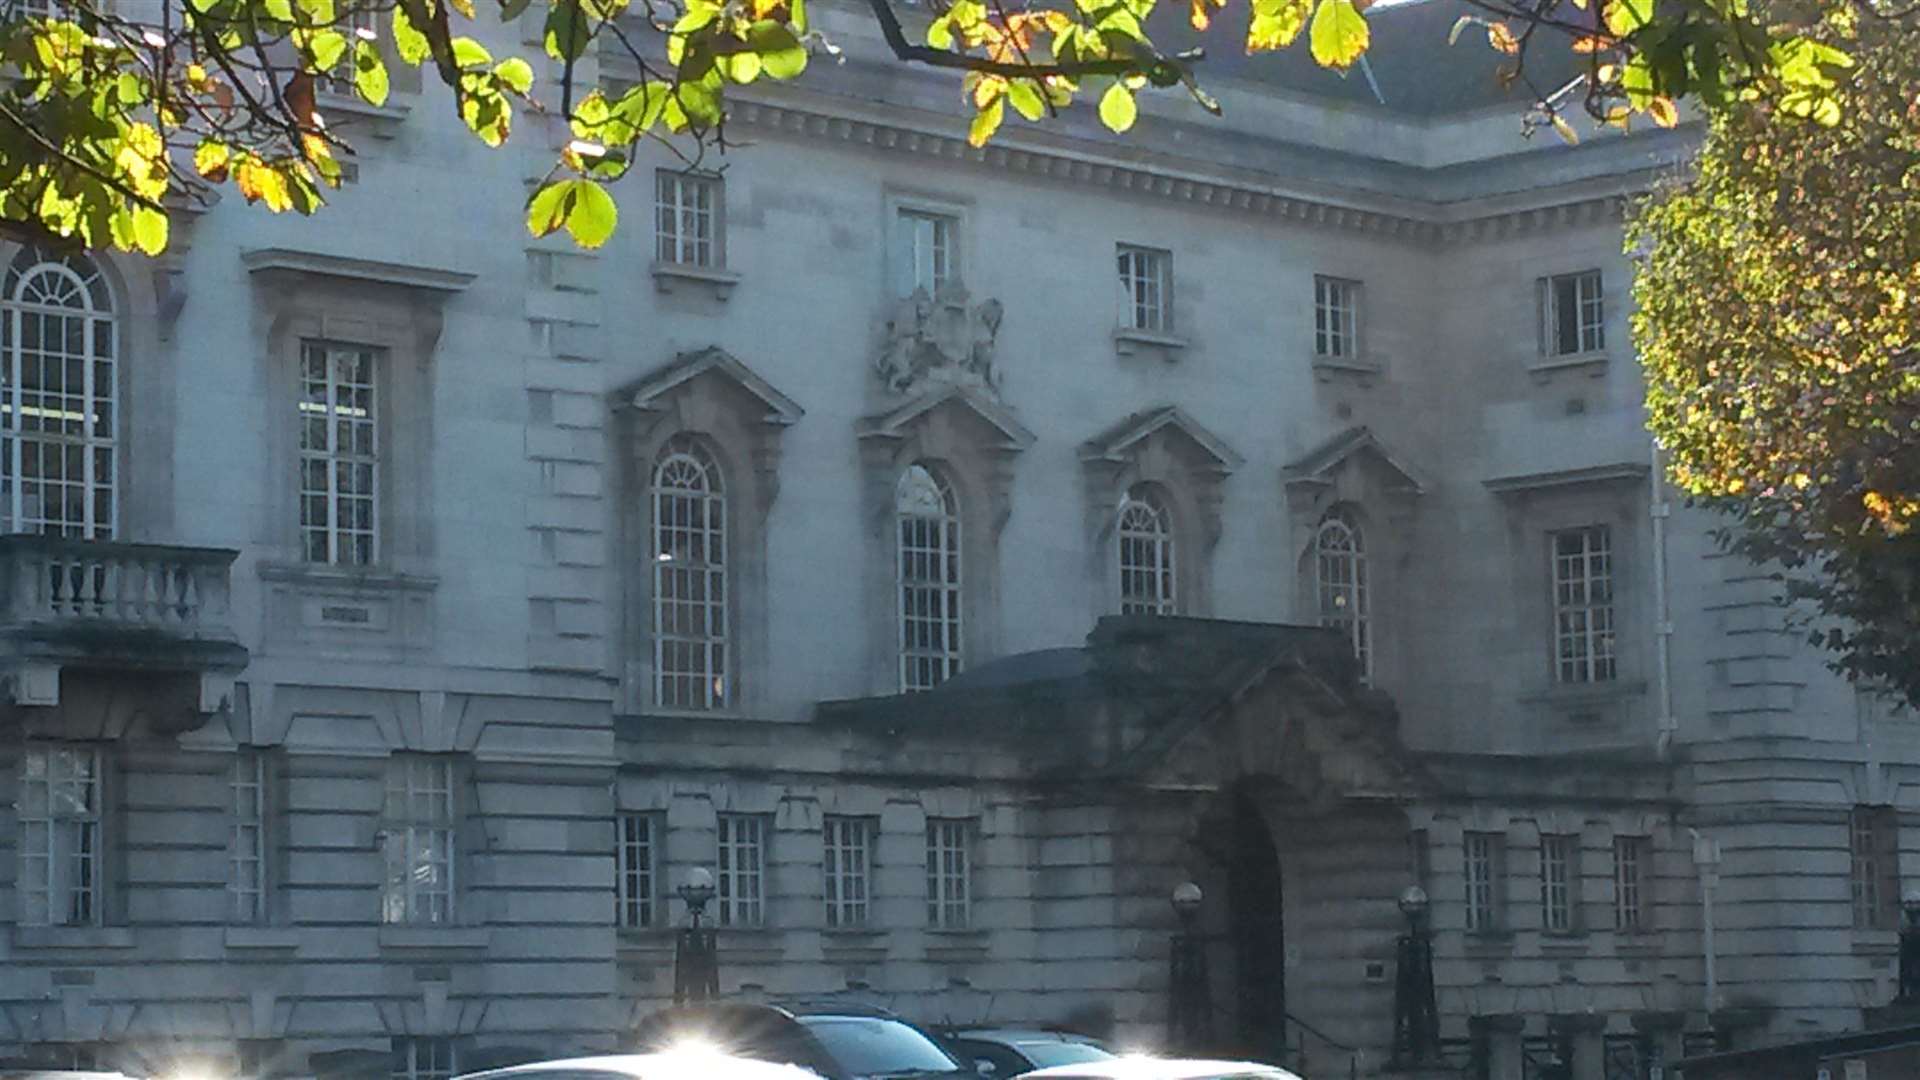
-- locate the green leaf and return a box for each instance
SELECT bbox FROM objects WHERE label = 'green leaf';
[749,21,806,79]
[719,50,763,83]
[1603,0,1652,37]
[307,29,348,74]
[263,0,295,21]
[674,78,722,126]
[927,16,954,49]
[1308,0,1368,69]
[1007,79,1044,121]
[500,0,536,17]
[494,56,535,94]
[296,0,337,23]
[131,206,168,256]
[354,42,390,105]
[1098,81,1136,132]
[193,139,231,179]
[968,96,1004,146]
[392,4,431,64]
[451,36,493,68]
[1248,0,1310,53]
[545,0,595,60]
[527,178,571,238]
[565,179,618,248]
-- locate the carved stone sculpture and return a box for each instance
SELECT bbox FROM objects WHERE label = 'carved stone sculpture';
[875,286,1005,396]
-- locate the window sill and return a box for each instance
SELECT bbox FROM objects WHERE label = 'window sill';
[1519,680,1650,709]
[1616,936,1663,956]
[315,90,412,138]
[823,929,890,964]
[1463,931,1515,956]
[225,926,302,951]
[714,928,784,965]
[257,560,440,593]
[1526,351,1609,380]
[924,927,990,962]
[1311,355,1384,382]
[1538,934,1590,957]
[651,262,741,300]
[377,925,491,951]
[1113,328,1188,357]
[13,926,136,950]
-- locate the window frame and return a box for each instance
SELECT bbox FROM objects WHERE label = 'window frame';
[715,811,769,927]
[1851,805,1901,931]
[1539,269,1605,358]
[896,462,964,693]
[650,434,729,712]
[18,743,106,928]
[229,749,272,925]
[1538,833,1575,933]
[1463,831,1505,934]
[1117,484,1176,615]
[1551,524,1616,684]
[1116,244,1173,334]
[891,198,964,299]
[390,1037,457,1080]
[654,170,725,269]
[1312,274,1362,361]
[925,816,975,930]
[298,339,381,567]
[616,811,663,930]
[1611,834,1651,932]
[823,814,877,930]
[380,754,458,926]
[1315,508,1372,682]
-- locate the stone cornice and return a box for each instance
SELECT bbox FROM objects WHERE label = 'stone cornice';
[729,98,1659,247]
[241,247,475,294]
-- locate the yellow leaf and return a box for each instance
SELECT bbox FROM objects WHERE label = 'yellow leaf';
[967,96,1004,147]
[1485,21,1518,55]
[1190,0,1224,31]
[1098,81,1136,132]
[1248,0,1311,52]
[1308,0,1368,70]
[1550,114,1579,144]
[1647,95,1678,127]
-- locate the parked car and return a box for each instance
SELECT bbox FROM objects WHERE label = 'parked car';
[1020,1060,1301,1080]
[458,1051,820,1080]
[942,1029,1116,1077]
[631,1002,968,1080]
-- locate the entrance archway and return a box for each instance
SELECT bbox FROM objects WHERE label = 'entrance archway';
[1226,787,1287,1061]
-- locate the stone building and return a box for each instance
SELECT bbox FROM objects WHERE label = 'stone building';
[0,1,1910,1078]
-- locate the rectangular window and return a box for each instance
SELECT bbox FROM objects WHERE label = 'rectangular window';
[1552,525,1616,684]
[1539,833,1574,933]
[823,815,876,929]
[1464,831,1504,933]
[18,744,103,927]
[655,171,722,268]
[390,1037,456,1080]
[230,751,269,924]
[1117,245,1172,333]
[1542,269,1605,357]
[299,341,378,566]
[1852,805,1901,930]
[1612,835,1651,930]
[616,812,661,930]
[1313,275,1361,359]
[896,209,957,297]
[926,817,974,929]
[716,812,768,927]
[319,6,377,93]
[380,755,455,925]
[1407,828,1431,895]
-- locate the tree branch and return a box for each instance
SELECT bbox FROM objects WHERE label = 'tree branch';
[864,0,1142,79]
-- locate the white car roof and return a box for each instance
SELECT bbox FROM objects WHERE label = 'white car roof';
[1019,1059,1301,1080]
[457,1052,821,1080]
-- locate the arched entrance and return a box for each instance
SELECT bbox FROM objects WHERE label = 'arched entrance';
[1226,787,1287,1061]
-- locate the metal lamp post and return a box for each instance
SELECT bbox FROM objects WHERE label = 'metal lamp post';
[1390,884,1440,1067]
[673,867,720,1004]
[1898,889,1920,1002]
[1168,881,1211,1052]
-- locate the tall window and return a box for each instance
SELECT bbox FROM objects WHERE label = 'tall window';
[1315,509,1371,681]
[1612,835,1650,930]
[299,341,378,565]
[1464,831,1503,932]
[1852,806,1900,930]
[1542,269,1604,357]
[926,817,974,929]
[1116,245,1172,333]
[1552,525,1615,683]
[1313,275,1360,359]
[230,751,269,924]
[652,436,728,711]
[2,247,117,539]
[897,463,962,692]
[823,815,876,929]
[1539,833,1574,932]
[18,744,103,926]
[381,755,455,925]
[390,1038,455,1080]
[716,812,767,927]
[896,209,956,297]
[616,812,661,930]
[655,171,722,268]
[1117,485,1175,615]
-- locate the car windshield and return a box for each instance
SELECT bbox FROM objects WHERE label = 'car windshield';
[1017,1043,1115,1069]
[799,1017,962,1078]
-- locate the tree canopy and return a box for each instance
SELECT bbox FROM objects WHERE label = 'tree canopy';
[0,0,1860,252]
[1629,8,1920,707]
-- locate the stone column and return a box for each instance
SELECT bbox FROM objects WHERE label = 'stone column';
[1631,1010,1686,1078]
[1549,1013,1607,1080]
[1471,1013,1526,1080]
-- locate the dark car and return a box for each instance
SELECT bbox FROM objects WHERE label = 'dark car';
[943,1030,1116,1078]
[632,1002,968,1080]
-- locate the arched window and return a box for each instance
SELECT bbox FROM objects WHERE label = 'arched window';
[1118,484,1175,614]
[1315,508,1371,681]
[896,462,962,692]
[652,436,727,710]
[2,247,117,539]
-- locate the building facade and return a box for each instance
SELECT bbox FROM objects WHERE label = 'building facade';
[0,2,1912,1078]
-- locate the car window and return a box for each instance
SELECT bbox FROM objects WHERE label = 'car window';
[799,1017,962,1078]
[1012,1044,1113,1069]
[951,1040,1027,1077]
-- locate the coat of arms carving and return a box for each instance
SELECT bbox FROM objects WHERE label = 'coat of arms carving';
[874,286,1005,397]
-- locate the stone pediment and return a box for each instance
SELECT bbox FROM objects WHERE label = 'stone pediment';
[1283,425,1427,497]
[856,383,1035,452]
[1080,405,1245,474]
[618,345,804,426]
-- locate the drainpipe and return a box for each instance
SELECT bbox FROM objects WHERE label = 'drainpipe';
[1692,829,1722,1018]
[1652,438,1678,758]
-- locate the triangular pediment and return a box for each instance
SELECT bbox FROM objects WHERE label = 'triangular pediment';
[1283,425,1427,496]
[619,346,804,426]
[1080,405,1245,473]
[856,384,1035,451]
